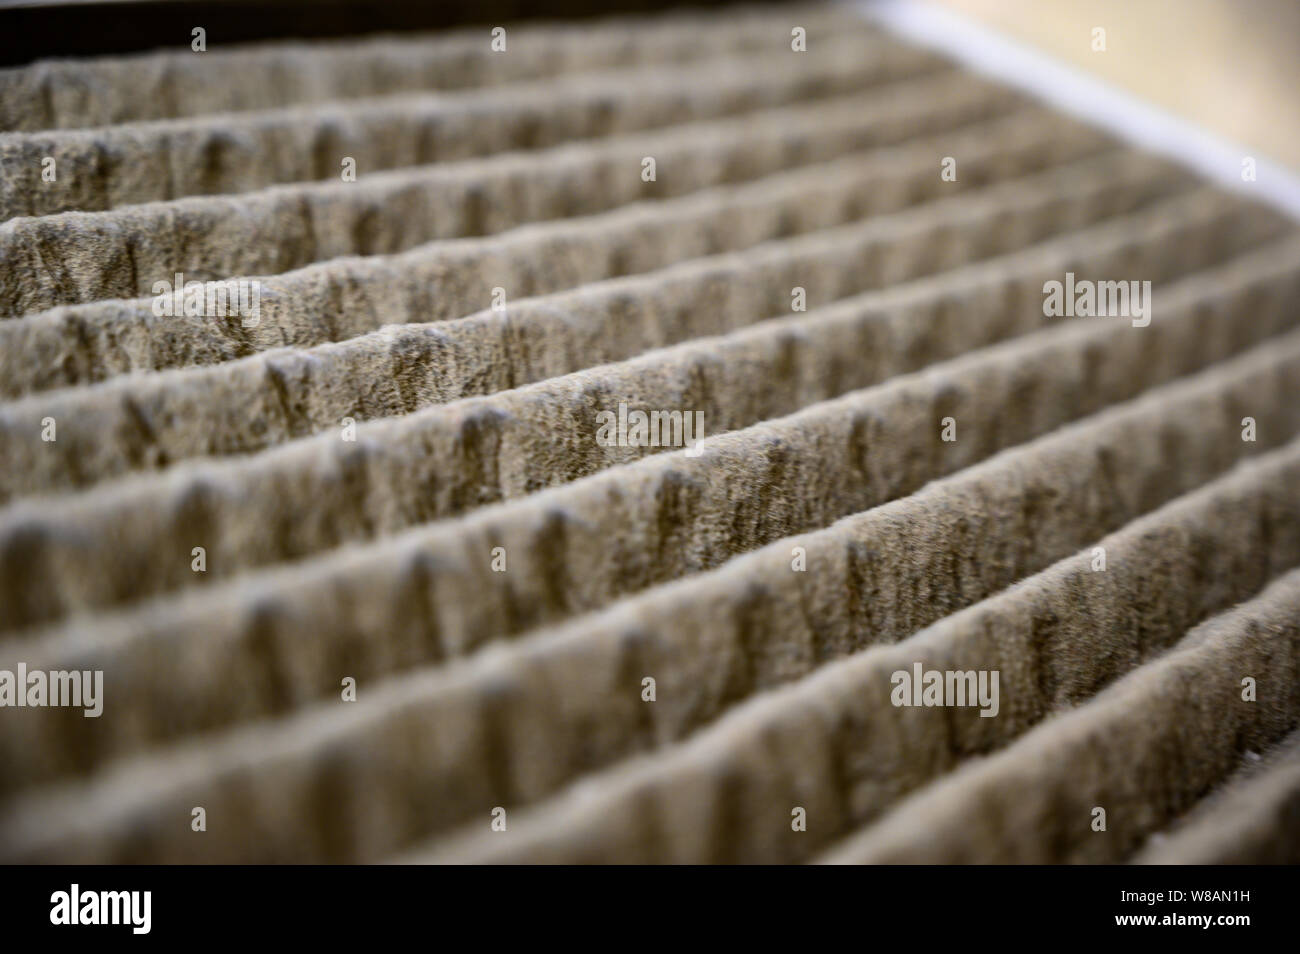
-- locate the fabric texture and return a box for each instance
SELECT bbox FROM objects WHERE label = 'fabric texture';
[1,2,1298,863]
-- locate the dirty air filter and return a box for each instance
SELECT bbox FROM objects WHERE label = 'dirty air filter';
[0,1,1298,865]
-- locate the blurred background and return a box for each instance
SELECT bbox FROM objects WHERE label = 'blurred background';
[3,0,1295,172]
[935,0,1300,170]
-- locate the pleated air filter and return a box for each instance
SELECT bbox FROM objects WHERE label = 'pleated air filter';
[0,2,1298,864]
